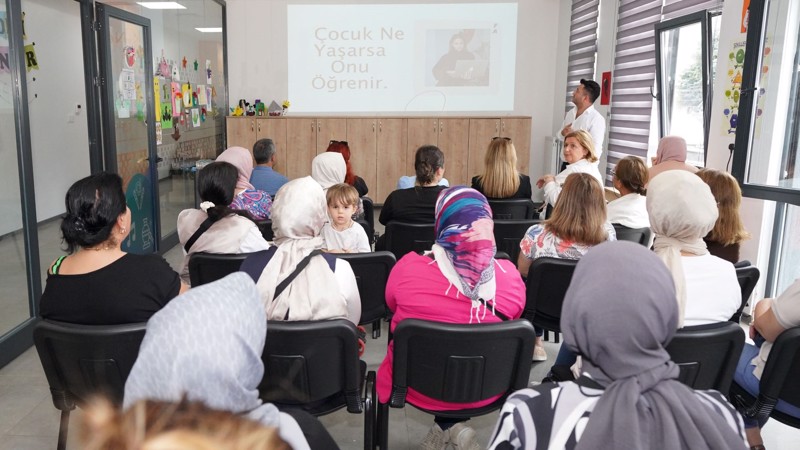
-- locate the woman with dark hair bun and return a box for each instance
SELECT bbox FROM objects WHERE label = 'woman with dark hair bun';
[326,140,369,197]
[379,145,446,225]
[177,162,269,285]
[39,172,185,325]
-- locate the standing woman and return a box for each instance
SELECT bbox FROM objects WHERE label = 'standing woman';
[471,137,532,199]
[177,162,269,285]
[537,130,602,208]
[696,168,750,264]
[216,146,272,219]
[326,140,369,197]
[39,173,185,324]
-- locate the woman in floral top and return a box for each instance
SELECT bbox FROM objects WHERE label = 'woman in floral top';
[518,172,615,361]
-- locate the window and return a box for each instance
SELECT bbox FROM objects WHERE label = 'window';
[565,0,600,112]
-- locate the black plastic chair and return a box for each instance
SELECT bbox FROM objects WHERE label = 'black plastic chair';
[493,219,539,265]
[612,224,653,247]
[34,320,147,450]
[361,196,376,243]
[731,326,800,428]
[665,322,744,392]
[259,319,376,450]
[336,252,396,339]
[488,199,537,220]
[524,257,579,343]
[255,219,274,241]
[377,318,535,449]
[732,264,760,323]
[383,222,436,260]
[188,252,250,287]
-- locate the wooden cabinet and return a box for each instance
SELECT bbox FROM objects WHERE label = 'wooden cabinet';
[376,119,407,202]
[501,117,532,176]
[256,118,287,173]
[283,118,348,179]
[314,118,347,153]
[407,119,470,187]
[468,118,532,180]
[226,117,257,151]
[346,118,379,198]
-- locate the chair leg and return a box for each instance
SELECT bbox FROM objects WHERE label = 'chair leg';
[554,332,560,343]
[543,330,550,342]
[372,320,381,339]
[378,401,389,450]
[57,410,70,450]
[364,372,376,450]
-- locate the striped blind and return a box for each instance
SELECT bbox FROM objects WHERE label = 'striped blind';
[662,0,724,20]
[565,0,601,112]
[605,0,663,181]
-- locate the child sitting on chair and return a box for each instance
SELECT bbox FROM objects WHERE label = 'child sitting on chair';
[322,183,371,253]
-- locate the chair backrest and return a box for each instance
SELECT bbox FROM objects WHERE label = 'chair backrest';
[488,199,537,220]
[665,322,744,392]
[361,196,375,239]
[255,219,274,241]
[612,224,653,247]
[33,320,147,409]
[383,222,436,260]
[759,326,800,411]
[389,319,535,413]
[493,219,539,265]
[335,252,396,325]
[524,257,579,332]
[259,319,362,414]
[188,252,250,287]
[733,265,760,323]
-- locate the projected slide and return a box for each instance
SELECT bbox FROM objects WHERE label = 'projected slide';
[287,3,518,113]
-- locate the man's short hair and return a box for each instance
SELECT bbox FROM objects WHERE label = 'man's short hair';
[580,79,601,104]
[253,139,276,164]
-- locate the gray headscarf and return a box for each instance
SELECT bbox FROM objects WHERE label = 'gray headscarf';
[562,241,746,450]
[123,272,309,450]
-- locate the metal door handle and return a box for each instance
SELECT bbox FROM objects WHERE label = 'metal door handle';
[250,120,254,132]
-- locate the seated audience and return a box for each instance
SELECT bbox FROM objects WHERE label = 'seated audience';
[216,146,272,219]
[177,162,269,285]
[241,177,361,325]
[311,152,346,191]
[397,175,449,190]
[518,172,615,362]
[648,135,699,182]
[697,168,750,264]
[39,172,184,324]
[607,155,650,229]
[82,398,291,450]
[123,273,326,450]
[734,279,800,448]
[471,137,532,199]
[380,145,447,225]
[647,170,739,326]
[249,138,289,198]
[536,130,602,208]
[489,241,748,449]
[327,140,369,197]
[322,183,371,253]
[377,186,525,450]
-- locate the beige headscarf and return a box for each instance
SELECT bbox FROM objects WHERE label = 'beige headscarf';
[217,146,256,191]
[649,136,699,182]
[646,170,718,327]
[256,177,348,321]
[311,152,346,189]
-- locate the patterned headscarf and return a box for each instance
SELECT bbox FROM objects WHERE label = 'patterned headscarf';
[217,146,256,191]
[432,187,497,321]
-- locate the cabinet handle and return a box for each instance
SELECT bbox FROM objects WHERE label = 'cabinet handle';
[439,122,443,133]
[372,121,375,132]
[433,120,437,132]
[502,121,506,132]
[379,120,382,132]
[250,120,254,132]
[257,121,261,133]
[495,122,499,134]
[317,120,321,132]
[311,120,315,132]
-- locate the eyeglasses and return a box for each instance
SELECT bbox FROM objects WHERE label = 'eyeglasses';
[491,137,511,142]
[329,140,348,146]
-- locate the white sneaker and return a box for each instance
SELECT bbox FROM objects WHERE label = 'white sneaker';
[532,345,547,362]
[449,423,480,450]
[420,423,449,450]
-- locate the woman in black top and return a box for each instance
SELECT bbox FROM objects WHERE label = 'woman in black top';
[39,173,185,325]
[471,137,532,199]
[379,145,447,225]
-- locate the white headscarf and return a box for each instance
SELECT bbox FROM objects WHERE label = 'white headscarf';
[646,170,718,327]
[257,177,348,321]
[311,152,346,189]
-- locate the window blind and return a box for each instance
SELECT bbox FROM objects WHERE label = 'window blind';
[565,0,601,112]
[662,0,724,21]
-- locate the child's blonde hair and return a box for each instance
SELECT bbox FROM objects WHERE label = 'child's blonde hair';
[326,183,359,208]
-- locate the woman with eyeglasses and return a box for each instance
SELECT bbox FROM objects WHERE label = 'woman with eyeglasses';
[326,140,369,197]
[471,137,532,199]
[537,130,603,209]
[39,172,187,325]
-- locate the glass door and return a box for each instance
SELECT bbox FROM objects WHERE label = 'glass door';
[96,3,160,253]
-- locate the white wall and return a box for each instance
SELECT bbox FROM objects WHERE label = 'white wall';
[226,0,564,185]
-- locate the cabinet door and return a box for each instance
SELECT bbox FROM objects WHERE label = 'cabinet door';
[256,118,288,174]
[407,118,440,171]
[467,118,500,183]
[315,118,348,153]
[502,118,532,175]
[346,118,378,197]
[376,118,408,203]
[286,118,318,179]
[226,117,257,155]
[437,119,470,187]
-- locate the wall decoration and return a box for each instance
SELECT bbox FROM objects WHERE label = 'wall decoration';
[206,86,213,106]
[171,62,180,81]
[161,103,172,129]
[182,83,192,107]
[721,40,746,136]
[155,121,162,145]
[206,59,212,84]
[23,43,38,72]
[156,51,169,77]
[182,56,187,69]
[153,77,161,120]
[119,68,136,100]
[124,45,136,68]
[0,12,7,40]
[115,99,131,119]
[191,108,200,127]
[171,81,181,116]
[197,84,208,106]
[193,59,198,71]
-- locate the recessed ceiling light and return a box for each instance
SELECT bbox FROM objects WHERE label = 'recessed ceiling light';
[195,27,223,33]
[137,2,186,10]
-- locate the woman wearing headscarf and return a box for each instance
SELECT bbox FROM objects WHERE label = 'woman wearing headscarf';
[488,241,748,450]
[377,186,525,450]
[123,272,332,450]
[326,140,369,196]
[648,135,699,182]
[647,170,740,327]
[311,152,347,190]
[241,177,361,325]
[216,146,272,219]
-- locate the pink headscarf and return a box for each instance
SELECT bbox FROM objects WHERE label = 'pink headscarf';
[217,147,255,191]
[649,136,698,182]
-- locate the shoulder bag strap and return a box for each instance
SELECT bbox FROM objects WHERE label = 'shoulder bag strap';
[272,249,323,301]
[184,218,214,253]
